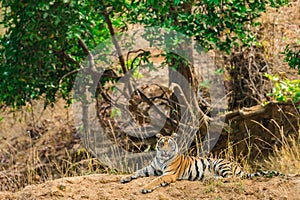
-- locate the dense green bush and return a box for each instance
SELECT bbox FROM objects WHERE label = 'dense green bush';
[0,1,110,107]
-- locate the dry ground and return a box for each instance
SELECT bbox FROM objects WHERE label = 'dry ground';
[0,174,300,200]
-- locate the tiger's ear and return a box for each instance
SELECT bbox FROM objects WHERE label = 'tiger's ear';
[156,133,162,138]
[171,132,178,139]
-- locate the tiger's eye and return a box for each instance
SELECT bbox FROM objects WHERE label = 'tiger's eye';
[159,140,164,147]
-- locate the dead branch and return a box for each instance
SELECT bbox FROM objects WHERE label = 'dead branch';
[170,82,209,132]
[136,88,177,127]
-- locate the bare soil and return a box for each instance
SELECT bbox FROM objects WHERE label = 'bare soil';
[0,174,299,200]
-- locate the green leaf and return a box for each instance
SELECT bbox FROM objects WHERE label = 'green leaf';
[111,107,122,118]
[174,0,181,5]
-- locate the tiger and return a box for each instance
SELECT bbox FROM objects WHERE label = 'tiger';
[120,133,281,193]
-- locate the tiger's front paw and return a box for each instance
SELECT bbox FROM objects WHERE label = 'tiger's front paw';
[120,176,132,183]
[141,188,152,194]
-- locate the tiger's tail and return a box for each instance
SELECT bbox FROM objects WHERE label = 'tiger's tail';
[243,170,282,178]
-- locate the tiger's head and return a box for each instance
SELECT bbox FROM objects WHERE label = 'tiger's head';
[155,133,178,161]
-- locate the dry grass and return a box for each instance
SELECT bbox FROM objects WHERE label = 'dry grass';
[210,129,300,176]
[253,102,300,174]
[0,100,109,192]
[258,126,300,174]
[0,145,108,192]
[0,102,299,193]
[263,135,300,174]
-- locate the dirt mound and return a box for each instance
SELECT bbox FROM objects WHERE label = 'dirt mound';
[0,174,300,200]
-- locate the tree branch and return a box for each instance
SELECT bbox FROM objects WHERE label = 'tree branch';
[77,37,97,72]
[101,3,127,74]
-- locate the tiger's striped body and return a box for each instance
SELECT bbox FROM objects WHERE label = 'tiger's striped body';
[121,133,280,193]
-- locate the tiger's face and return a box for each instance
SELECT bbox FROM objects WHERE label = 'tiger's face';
[155,133,178,161]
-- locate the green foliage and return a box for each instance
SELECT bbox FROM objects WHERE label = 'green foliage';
[283,45,300,74]
[0,0,288,108]
[125,0,287,52]
[265,73,300,106]
[0,0,109,108]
